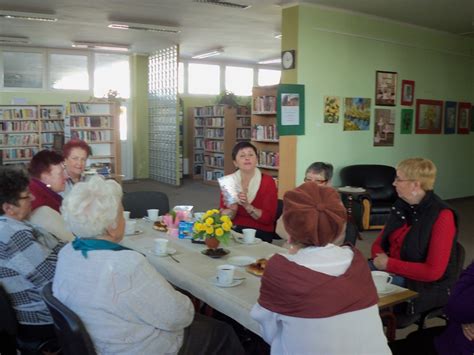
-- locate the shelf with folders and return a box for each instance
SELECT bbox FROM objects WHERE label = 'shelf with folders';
[66,102,121,176]
[251,85,279,180]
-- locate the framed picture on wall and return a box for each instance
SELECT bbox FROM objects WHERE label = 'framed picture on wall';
[400,80,415,106]
[457,102,471,134]
[373,108,395,146]
[400,109,414,134]
[415,99,443,134]
[444,101,457,134]
[375,71,397,106]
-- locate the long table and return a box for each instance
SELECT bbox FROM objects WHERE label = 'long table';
[121,219,417,338]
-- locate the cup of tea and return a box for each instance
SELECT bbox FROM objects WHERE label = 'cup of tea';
[123,211,131,220]
[371,271,393,293]
[217,265,235,286]
[125,220,136,235]
[147,209,159,222]
[154,238,169,255]
[242,228,256,244]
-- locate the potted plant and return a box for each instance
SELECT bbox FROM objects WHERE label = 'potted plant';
[193,209,233,249]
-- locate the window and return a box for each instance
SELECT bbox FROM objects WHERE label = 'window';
[258,69,281,86]
[49,53,89,90]
[225,66,253,96]
[178,62,184,94]
[188,63,220,95]
[3,52,43,88]
[94,53,130,98]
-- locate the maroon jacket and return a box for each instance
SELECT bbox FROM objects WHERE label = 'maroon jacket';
[29,178,62,213]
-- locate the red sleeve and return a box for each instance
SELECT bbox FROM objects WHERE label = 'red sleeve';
[386,209,456,282]
[255,175,278,225]
[371,230,385,258]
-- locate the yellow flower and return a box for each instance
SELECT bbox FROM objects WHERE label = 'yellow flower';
[212,209,219,214]
[206,226,214,235]
[199,223,207,232]
[222,222,231,232]
[215,228,224,237]
[205,217,214,226]
[220,215,230,223]
[193,222,202,232]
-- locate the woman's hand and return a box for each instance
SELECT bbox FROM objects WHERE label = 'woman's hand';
[221,204,238,219]
[237,192,250,208]
[374,253,389,270]
[462,323,474,341]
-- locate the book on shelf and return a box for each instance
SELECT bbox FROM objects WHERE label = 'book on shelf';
[236,128,251,139]
[205,117,225,127]
[258,151,280,168]
[205,140,224,151]
[40,107,63,119]
[205,128,225,139]
[1,121,38,131]
[252,124,279,141]
[194,105,225,116]
[253,96,276,113]
[71,131,112,142]
[0,108,36,120]
[2,147,38,160]
[70,116,111,128]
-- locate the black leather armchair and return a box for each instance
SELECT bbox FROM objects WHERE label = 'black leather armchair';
[339,164,397,230]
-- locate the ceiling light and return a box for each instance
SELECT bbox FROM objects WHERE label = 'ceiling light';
[0,10,57,22]
[108,20,180,34]
[193,0,251,10]
[258,58,281,65]
[192,48,224,59]
[274,33,282,39]
[0,35,30,45]
[72,41,130,52]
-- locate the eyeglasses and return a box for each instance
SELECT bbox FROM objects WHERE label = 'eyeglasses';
[304,178,328,184]
[394,176,415,183]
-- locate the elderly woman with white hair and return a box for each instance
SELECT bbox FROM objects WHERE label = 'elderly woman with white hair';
[53,176,243,355]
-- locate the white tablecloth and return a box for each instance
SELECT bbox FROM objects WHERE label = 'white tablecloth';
[121,219,289,336]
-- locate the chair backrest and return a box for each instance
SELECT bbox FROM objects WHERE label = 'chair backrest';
[122,191,170,219]
[0,285,18,336]
[454,241,466,280]
[340,164,397,202]
[41,283,97,355]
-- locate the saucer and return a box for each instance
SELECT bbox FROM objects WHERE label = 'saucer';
[234,237,262,245]
[209,276,243,288]
[150,247,177,257]
[201,248,230,258]
[125,229,143,236]
[377,284,398,295]
[144,216,162,223]
[227,256,256,267]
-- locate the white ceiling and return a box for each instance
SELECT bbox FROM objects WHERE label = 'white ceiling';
[0,0,473,64]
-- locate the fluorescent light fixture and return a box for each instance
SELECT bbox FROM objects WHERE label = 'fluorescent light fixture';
[192,48,224,59]
[0,35,30,45]
[72,41,130,52]
[108,20,180,34]
[274,33,282,39]
[0,10,57,22]
[258,58,281,65]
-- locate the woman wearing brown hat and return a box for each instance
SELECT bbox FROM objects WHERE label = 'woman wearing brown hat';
[251,182,390,354]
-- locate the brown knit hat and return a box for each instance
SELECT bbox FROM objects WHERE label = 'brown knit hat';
[282,182,347,246]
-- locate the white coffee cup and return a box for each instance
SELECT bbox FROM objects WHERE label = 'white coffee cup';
[217,265,235,286]
[242,228,256,244]
[147,209,159,222]
[371,271,393,293]
[125,220,136,235]
[123,211,131,220]
[154,238,169,255]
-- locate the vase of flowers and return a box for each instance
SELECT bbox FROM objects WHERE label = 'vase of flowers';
[193,209,233,249]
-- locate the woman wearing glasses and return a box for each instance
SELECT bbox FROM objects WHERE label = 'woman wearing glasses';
[371,157,458,321]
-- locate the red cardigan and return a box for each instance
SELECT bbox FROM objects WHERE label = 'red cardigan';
[371,209,455,282]
[29,178,63,213]
[219,173,278,233]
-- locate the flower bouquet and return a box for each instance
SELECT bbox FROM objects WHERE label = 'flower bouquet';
[193,209,233,249]
[162,210,188,237]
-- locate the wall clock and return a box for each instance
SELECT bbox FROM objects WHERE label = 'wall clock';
[281,50,296,70]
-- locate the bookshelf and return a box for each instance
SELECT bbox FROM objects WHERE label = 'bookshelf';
[67,102,121,176]
[190,104,251,185]
[251,85,279,183]
[0,105,65,165]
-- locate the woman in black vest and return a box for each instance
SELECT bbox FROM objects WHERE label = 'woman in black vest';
[371,157,458,316]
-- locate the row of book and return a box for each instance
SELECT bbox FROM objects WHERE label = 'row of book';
[194,127,204,137]
[205,117,225,127]
[0,108,36,120]
[41,133,61,144]
[41,121,64,131]
[204,154,225,168]
[252,124,279,141]
[71,131,111,142]
[1,121,38,131]
[69,103,91,114]
[194,117,205,126]
[40,108,63,119]
[194,105,225,117]
[2,148,39,160]
[206,128,224,139]
[204,140,224,151]
[204,169,225,181]
[194,153,204,164]
[237,116,251,126]
[237,106,251,115]
[236,128,251,139]
[194,138,204,149]
[70,116,111,128]
[0,134,39,146]
[258,151,280,168]
[253,96,277,113]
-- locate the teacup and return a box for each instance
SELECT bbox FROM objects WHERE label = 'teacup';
[242,229,256,244]
[147,209,159,222]
[125,220,136,235]
[217,264,235,286]
[371,271,393,293]
[123,211,131,220]
[154,238,169,255]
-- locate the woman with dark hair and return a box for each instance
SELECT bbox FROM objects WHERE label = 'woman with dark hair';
[62,139,92,196]
[28,150,73,241]
[220,141,278,243]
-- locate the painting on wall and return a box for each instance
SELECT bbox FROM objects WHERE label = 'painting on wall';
[343,97,371,131]
[444,101,457,134]
[400,80,415,106]
[400,109,413,134]
[471,107,474,132]
[457,102,471,134]
[374,108,395,146]
[323,96,340,123]
[415,99,443,134]
[375,71,397,106]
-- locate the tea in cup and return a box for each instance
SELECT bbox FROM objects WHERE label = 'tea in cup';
[242,228,256,244]
[147,209,159,222]
[123,211,131,220]
[125,220,136,235]
[371,271,393,293]
[217,265,235,286]
[154,238,169,255]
